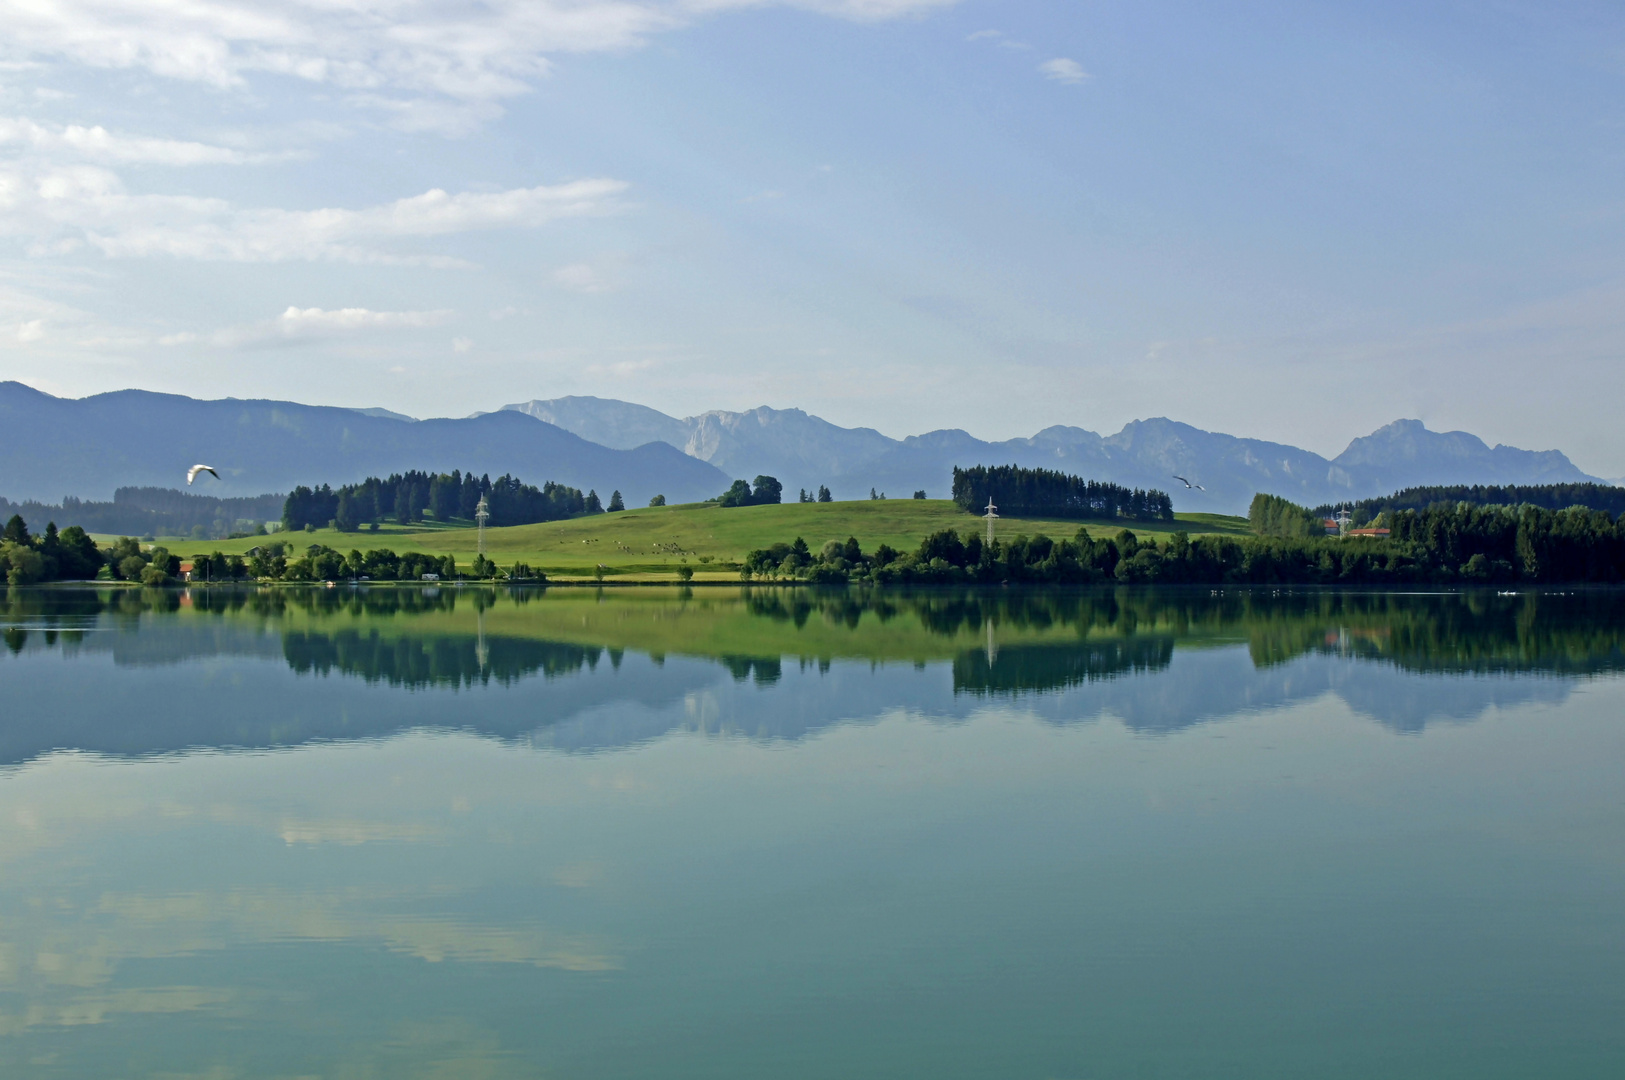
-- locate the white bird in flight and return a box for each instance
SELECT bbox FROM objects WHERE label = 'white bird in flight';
[186,464,220,485]
[1172,475,1205,491]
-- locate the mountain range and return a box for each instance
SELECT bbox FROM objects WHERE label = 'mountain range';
[0,382,728,506]
[0,380,1607,515]
[503,397,1605,514]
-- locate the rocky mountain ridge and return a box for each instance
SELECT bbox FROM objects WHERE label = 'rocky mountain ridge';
[504,397,1605,514]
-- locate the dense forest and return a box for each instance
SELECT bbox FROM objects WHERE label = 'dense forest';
[952,466,1174,521]
[1315,481,1625,521]
[0,487,285,539]
[282,469,594,531]
[742,497,1625,585]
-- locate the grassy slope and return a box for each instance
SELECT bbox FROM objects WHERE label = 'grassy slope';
[141,499,1249,580]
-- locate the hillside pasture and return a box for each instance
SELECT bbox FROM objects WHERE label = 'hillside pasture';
[139,499,1249,580]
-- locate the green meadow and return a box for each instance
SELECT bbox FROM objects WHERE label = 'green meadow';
[130,499,1249,581]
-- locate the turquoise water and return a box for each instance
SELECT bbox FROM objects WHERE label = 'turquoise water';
[2,587,1623,1078]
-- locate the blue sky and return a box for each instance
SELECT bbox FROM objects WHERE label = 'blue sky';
[2,0,1623,472]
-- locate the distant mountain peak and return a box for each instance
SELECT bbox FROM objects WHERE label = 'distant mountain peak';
[485,396,1602,513]
[349,407,418,422]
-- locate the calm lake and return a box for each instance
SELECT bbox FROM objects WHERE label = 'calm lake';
[2,585,1623,1078]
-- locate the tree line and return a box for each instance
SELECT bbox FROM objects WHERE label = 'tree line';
[1,513,535,586]
[740,499,1625,584]
[1312,481,1625,522]
[184,541,537,584]
[283,470,605,531]
[952,465,1174,521]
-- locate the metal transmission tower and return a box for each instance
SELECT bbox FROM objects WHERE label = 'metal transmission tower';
[475,496,490,557]
[983,498,999,545]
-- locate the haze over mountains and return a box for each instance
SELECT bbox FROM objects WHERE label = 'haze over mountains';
[1,380,1606,516]
[504,397,1605,514]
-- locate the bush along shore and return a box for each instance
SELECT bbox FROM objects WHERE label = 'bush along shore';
[743,501,1625,585]
[160,543,544,585]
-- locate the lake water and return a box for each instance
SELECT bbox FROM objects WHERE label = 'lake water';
[2,585,1624,1078]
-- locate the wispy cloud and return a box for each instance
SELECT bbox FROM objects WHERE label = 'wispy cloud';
[551,261,614,293]
[1039,58,1088,84]
[967,28,1036,56]
[0,168,628,264]
[0,0,961,132]
[0,116,288,165]
[162,305,453,348]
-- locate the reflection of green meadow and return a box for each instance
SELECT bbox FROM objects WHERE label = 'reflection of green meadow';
[11,586,1625,676]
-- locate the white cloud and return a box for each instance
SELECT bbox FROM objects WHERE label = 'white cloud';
[966,29,1001,41]
[163,305,454,348]
[0,0,960,131]
[0,116,284,165]
[1039,58,1088,84]
[0,166,628,264]
[277,306,451,332]
[551,262,610,292]
[16,318,44,342]
[452,336,473,352]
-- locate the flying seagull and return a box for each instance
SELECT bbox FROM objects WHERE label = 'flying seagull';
[186,464,220,485]
[1172,475,1205,491]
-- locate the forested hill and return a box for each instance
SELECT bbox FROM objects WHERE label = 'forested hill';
[282,469,595,531]
[0,382,728,506]
[1317,482,1625,519]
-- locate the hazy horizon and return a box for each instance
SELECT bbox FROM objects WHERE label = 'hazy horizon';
[3,2,1624,474]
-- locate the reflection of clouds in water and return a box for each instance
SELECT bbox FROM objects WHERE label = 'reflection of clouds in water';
[0,986,236,1036]
[0,886,617,1036]
[90,889,617,970]
[277,817,444,845]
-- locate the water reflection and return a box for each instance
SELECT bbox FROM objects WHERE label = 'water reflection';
[3,586,1622,760]
[4,586,1625,1078]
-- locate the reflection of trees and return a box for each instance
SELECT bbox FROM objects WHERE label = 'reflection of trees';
[717,655,782,686]
[283,629,600,689]
[954,638,1175,695]
[1236,591,1625,676]
[863,588,1625,685]
[8,585,1625,688]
